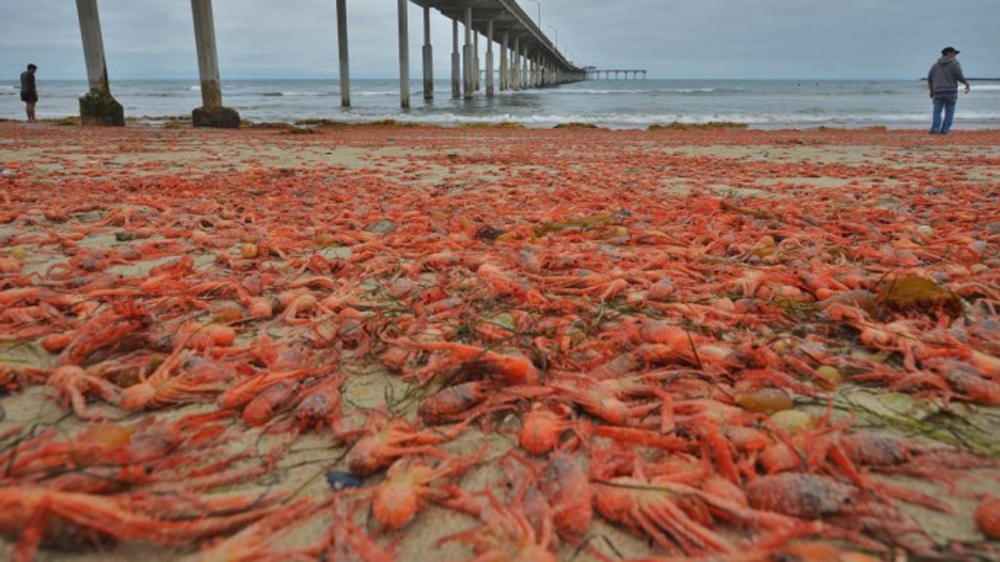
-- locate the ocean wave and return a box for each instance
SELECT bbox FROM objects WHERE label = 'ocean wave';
[544,87,744,96]
[356,90,401,98]
[347,110,1000,129]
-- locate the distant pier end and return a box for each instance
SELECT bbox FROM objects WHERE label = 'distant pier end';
[586,68,648,80]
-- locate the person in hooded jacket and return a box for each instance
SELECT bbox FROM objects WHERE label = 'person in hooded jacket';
[927,47,970,135]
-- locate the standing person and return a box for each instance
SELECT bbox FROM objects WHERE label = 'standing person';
[19,63,38,123]
[927,47,970,135]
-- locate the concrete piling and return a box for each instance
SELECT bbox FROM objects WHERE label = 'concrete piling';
[397,0,410,109]
[474,31,480,92]
[451,20,461,99]
[422,6,433,101]
[190,0,239,128]
[463,8,473,100]
[500,30,509,91]
[336,0,350,107]
[75,0,124,126]
[512,38,520,91]
[486,20,494,98]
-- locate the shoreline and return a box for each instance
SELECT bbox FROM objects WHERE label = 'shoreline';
[5,116,1000,132]
[4,77,999,131]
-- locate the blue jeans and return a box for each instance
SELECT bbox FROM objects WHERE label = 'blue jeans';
[931,92,958,134]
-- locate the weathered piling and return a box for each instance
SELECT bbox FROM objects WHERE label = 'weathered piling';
[422,6,433,101]
[398,0,410,108]
[75,0,124,126]
[190,0,239,128]
[500,30,509,91]
[451,20,461,99]
[486,20,495,98]
[337,0,350,107]
[463,8,473,100]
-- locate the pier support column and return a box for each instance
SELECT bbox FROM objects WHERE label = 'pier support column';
[336,0,350,107]
[75,0,124,126]
[500,31,508,91]
[462,8,473,100]
[397,0,410,108]
[451,20,460,99]
[190,0,239,128]
[522,53,528,89]
[511,39,520,91]
[486,20,494,98]
[474,32,480,91]
[422,6,433,101]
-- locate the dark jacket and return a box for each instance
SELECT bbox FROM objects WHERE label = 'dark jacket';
[928,57,966,94]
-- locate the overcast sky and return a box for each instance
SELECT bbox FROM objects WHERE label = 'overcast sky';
[1,0,997,81]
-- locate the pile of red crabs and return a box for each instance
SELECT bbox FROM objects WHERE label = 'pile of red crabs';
[1,125,1000,561]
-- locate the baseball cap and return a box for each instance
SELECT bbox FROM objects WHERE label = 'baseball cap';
[941,46,960,55]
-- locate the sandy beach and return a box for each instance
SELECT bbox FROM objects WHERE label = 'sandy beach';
[2,122,1000,561]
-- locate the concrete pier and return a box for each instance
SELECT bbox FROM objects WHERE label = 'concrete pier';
[75,0,124,126]
[190,0,239,128]
[72,0,587,123]
[336,0,350,107]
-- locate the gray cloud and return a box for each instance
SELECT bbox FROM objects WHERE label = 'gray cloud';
[2,0,997,80]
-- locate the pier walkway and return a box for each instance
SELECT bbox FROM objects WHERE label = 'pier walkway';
[71,0,589,127]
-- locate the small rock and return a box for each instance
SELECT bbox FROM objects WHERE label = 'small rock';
[325,471,364,491]
[365,220,397,234]
[475,225,505,242]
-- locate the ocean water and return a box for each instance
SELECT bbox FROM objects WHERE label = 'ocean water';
[1,78,998,130]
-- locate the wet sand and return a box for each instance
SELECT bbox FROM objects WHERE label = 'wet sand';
[2,123,1000,561]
